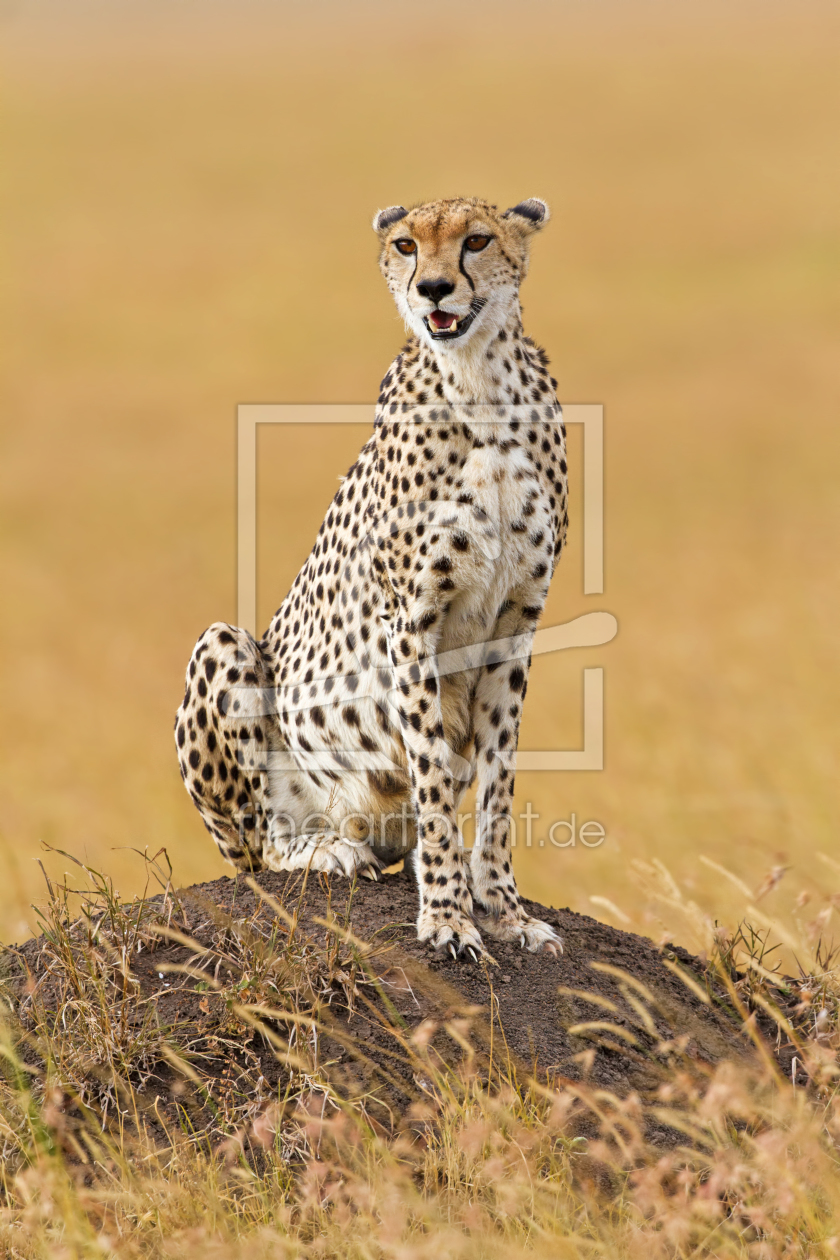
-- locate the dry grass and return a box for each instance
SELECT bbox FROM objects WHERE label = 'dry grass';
[1,851,840,1258]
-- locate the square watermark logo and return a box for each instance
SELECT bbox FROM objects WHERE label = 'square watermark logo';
[235,404,615,773]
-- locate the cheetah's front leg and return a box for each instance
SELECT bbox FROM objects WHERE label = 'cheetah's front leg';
[387,626,484,960]
[470,598,563,955]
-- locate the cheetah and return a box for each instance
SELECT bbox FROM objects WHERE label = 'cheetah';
[175,196,568,959]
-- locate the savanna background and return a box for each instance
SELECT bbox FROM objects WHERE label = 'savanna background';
[2,0,839,957]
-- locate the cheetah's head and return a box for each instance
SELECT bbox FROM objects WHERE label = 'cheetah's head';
[373,196,548,352]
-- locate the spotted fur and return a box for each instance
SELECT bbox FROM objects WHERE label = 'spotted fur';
[175,196,568,957]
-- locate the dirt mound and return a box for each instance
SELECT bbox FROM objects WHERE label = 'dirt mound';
[7,865,795,1141]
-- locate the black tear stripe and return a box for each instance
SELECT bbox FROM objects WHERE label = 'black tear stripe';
[406,250,418,296]
[458,242,476,291]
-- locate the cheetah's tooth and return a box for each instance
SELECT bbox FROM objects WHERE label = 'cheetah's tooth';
[449,319,458,331]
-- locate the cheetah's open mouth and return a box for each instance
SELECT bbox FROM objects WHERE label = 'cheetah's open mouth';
[424,303,482,341]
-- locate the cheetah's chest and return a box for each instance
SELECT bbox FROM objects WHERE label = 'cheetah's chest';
[446,441,548,632]
[425,438,550,754]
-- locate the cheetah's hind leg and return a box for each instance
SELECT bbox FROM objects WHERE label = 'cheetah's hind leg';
[175,621,279,871]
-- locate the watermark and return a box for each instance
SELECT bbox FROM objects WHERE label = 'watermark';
[235,403,616,773]
[238,801,606,854]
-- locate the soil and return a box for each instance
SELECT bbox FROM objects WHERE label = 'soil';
[5,867,799,1147]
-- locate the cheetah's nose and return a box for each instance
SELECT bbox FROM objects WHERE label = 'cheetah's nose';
[416,279,455,304]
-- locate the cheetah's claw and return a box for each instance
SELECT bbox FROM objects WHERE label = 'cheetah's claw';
[443,938,493,964]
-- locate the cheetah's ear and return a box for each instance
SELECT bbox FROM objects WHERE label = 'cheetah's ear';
[372,205,408,235]
[502,198,550,234]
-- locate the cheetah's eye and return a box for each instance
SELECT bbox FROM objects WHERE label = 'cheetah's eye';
[464,235,491,252]
[394,239,417,255]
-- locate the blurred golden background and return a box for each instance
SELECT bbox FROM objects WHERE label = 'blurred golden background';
[2,1,839,950]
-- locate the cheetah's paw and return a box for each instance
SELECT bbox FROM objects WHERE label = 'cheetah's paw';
[265,834,381,881]
[476,909,563,955]
[416,903,488,962]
